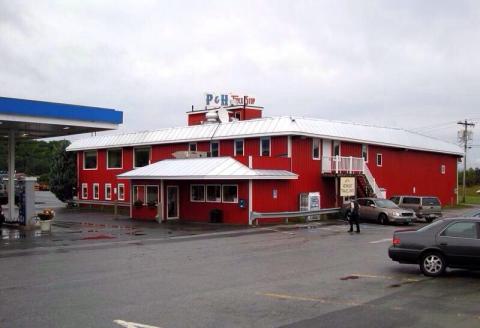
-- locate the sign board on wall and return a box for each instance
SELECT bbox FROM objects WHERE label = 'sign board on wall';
[340,177,356,197]
[205,93,256,108]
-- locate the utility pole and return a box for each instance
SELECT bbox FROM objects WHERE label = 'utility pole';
[457,119,475,203]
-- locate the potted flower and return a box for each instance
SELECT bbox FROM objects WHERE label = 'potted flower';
[134,199,144,207]
[37,208,55,232]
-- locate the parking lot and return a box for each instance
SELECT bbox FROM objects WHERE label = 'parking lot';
[1,200,480,328]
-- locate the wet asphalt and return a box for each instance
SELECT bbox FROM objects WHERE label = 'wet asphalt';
[1,194,479,328]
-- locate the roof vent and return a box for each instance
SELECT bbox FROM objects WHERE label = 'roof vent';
[205,110,219,123]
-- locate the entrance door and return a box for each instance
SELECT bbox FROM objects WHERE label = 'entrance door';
[167,186,179,219]
[322,140,332,173]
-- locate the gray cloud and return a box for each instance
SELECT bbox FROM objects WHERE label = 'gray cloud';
[0,0,479,166]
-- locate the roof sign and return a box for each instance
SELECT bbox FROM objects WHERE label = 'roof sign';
[205,93,256,108]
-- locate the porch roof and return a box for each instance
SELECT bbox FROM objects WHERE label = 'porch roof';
[117,157,298,180]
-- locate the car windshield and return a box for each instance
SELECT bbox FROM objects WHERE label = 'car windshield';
[423,197,440,206]
[375,199,398,209]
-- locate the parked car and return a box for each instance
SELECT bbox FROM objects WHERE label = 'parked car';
[389,218,480,276]
[390,195,442,223]
[342,198,415,225]
[462,209,480,217]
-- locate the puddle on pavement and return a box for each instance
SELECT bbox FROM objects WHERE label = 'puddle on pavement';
[1,228,45,240]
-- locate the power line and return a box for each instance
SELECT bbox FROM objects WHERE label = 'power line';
[411,121,457,132]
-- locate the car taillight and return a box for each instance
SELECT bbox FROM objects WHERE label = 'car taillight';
[392,237,401,246]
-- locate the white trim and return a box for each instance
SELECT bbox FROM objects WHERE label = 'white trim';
[166,185,179,219]
[146,185,160,204]
[206,184,222,203]
[222,184,238,203]
[160,180,164,220]
[376,153,383,167]
[133,146,152,168]
[105,183,112,200]
[260,137,271,157]
[312,138,320,160]
[93,183,100,200]
[210,141,220,157]
[0,113,119,130]
[362,144,369,163]
[81,183,88,199]
[248,180,253,224]
[287,136,292,158]
[234,139,244,156]
[83,150,98,170]
[117,183,125,201]
[106,148,123,170]
[190,184,206,202]
[118,174,297,180]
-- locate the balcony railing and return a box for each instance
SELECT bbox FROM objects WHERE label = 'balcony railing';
[321,156,365,174]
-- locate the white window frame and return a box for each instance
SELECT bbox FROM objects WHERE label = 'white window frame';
[234,139,244,156]
[222,184,239,203]
[206,184,222,203]
[83,150,98,170]
[260,137,271,157]
[189,142,197,152]
[93,183,100,200]
[312,138,320,160]
[190,184,206,202]
[210,141,220,157]
[376,153,383,167]
[81,183,88,199]
[333,140,341,157]
[133,146,151,169]
[133,185,146,203]
[118,183,125,201]
[441,164,446,175]
[106,148,123,169]
[362,144,368,163]
[146,185,159,204]
[105,183,112,200]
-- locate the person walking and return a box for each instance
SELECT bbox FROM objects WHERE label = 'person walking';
[348,199,360,233]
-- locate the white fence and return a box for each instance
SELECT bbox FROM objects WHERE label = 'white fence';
[321,156,365,174]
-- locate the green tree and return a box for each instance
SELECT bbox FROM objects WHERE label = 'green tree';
[48,140,76,202]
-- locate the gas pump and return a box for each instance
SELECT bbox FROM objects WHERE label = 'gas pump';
[6,176,37,226]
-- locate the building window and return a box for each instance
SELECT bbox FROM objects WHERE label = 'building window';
[234,139,244,156]
[376,153,383,167]
[222,185,238,203]
[260,137,270,156]
[210,142,219,157]
[206,185,221,202]
[134,147,150,168]
[118,183,125,201]
[133,185,145,203]
[81,183,88,199]
[93,183,99,200]
[333,141,340,156]
[83,150,97,169]
[441,164,446,174]
[235,112,241,120]
[107,149,122,169]
[190,184,205,202]
[189,143,197,151]
[146,185,159,205]
[362,144,368,163]
[105,183,112,200]
[312,138,320,160]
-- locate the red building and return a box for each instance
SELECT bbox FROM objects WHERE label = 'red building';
[67,104,462,225]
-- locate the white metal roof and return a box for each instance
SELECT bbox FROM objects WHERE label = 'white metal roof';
[117,157,298,180]
[67,116,463,156]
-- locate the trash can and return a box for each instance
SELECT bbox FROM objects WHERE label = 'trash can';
[209,209,223,223]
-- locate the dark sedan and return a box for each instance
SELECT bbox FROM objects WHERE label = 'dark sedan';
[389,218,480,276]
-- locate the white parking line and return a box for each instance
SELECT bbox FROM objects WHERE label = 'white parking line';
[114,320,162,328]
[369,238,392,244]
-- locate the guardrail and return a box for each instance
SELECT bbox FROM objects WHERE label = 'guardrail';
[249,207,341,225]
[322,156,364,174]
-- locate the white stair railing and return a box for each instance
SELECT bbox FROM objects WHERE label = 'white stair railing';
[362,162,382,197]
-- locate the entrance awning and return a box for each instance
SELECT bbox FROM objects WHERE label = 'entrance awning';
[118,157,298,180]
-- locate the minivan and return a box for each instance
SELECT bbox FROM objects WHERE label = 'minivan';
[390,195,442,223]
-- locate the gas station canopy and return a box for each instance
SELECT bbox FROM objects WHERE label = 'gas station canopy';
[0,97,123,139]
[0,96,123,224]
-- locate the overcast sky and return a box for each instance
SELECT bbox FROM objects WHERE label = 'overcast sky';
[1,0,479,167]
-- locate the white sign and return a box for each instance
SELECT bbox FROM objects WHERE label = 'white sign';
[340,177,356,197]
[205,93,256,108]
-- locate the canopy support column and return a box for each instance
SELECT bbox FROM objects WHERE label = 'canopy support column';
[7,130,15,222]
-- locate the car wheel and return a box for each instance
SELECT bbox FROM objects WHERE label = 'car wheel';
[420,252,446,277]
[378,213,388,225]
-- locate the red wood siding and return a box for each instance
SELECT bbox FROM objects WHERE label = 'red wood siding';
[341,142,362,157]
